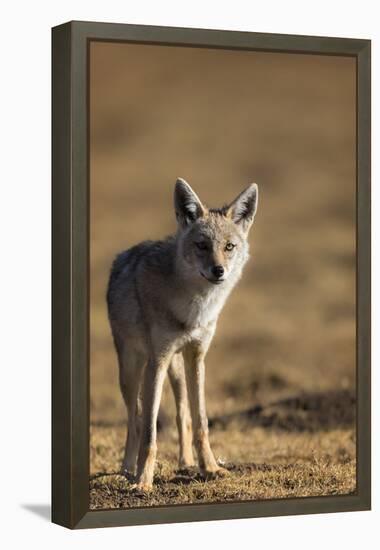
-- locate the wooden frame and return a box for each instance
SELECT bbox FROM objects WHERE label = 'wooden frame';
[52,20,371,529]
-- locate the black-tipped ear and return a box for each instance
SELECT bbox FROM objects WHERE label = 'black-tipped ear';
[174,178,205,228]
[227,183,258,233]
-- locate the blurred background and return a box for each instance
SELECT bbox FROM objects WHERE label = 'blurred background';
[89,41,356,506]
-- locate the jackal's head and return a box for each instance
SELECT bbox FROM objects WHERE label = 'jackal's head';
[174,178,258,286]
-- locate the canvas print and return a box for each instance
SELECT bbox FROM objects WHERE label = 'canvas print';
[89,42,356,509]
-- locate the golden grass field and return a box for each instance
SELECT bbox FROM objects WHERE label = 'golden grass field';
[89,42,356,509]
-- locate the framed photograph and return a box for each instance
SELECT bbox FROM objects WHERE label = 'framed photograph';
[52,21,371,529]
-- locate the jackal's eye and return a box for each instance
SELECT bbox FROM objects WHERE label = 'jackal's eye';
[225,242,236,251]
[195,241,208,251]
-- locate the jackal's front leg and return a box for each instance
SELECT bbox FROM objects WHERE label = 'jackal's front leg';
[183,344,227,479]
[135,354,171,491]
[168,353,195,470]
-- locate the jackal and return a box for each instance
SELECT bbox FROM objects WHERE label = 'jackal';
[107,178,258,490]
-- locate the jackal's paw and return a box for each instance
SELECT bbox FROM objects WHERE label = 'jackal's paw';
[120,469,136,482]
[176,465,197,477]
[178,459,196,471]
[202,467,229,480]
[130,481,153,494]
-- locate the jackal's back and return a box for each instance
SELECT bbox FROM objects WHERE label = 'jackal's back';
[106,237,177,324]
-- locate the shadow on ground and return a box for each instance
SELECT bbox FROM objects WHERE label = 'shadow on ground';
[21,504,51,522]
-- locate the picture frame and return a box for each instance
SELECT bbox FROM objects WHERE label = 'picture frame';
[52,20,371,529]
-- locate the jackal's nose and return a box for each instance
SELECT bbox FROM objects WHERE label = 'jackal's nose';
[212,265,224,279]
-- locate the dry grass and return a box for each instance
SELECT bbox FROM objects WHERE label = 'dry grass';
[90,425,356,509]
[89,43,356,509]
[89,388,357,509]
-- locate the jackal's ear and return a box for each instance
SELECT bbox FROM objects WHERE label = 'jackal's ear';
[227,183,258,234]
[174,178,205,227]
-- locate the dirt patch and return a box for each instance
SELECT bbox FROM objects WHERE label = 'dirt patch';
[209,390,356,432]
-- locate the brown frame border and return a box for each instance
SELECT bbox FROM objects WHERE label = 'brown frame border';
[52,20,371,529]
